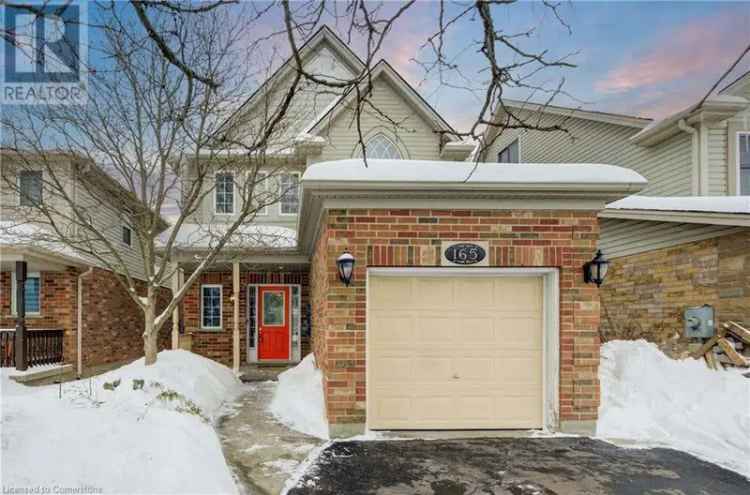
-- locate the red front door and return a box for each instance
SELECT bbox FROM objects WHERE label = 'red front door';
[258,285,290,360]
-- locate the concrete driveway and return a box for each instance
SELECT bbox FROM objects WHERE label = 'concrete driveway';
[287,437,749,494]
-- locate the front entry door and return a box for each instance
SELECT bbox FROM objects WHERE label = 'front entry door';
[258,285,291,360]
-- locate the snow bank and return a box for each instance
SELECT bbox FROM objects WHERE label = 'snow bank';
[270,354,329,439]
[2,350,242,494]
[597,340,750,478]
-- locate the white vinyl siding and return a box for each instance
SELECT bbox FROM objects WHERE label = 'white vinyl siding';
[599,218,743,259]
[483,112,694,196]
[707,125,728,195]
[11,272,41,315]
[201,285,223,330]
[740,133,750,195]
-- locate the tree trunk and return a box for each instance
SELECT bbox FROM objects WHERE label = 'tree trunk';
[143,290,158,365]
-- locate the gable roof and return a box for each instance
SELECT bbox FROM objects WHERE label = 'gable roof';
[303,59,458,140]
[720,69,750,96]
[215,26,365,137]
[489,99,652,129]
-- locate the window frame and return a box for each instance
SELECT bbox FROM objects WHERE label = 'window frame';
[200,284,223,331]
[279,172,301,216]
[121,224,133,247]
[364,133,403,160]
[18,170,43,206]
[11,272,41,316]
[214,172,236,215]
[738,132,750,196]
[497,139,520,163]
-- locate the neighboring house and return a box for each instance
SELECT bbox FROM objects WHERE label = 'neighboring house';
[0,150,171,376]
[480,70,750,355]
[167,25,646,438]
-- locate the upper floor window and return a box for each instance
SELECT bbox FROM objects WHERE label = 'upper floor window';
[740,133,750,196]
[365,133,402,160]
[497,139,519,163]
[280,173,300,215]
[215,173,234,214]
[121,225,132,247]
[12,272,41,315]
[19,170,43,206]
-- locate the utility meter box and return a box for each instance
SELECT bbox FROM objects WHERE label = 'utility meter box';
[684,305,715,339]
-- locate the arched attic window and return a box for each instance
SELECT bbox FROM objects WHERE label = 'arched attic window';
[364,133,403,159]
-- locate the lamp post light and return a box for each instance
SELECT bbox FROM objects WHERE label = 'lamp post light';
[336,251,355,286]
[583,250,609,287]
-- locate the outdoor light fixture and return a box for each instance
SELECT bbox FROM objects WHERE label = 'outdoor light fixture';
[336,251,355,286]
[583,250,609,287]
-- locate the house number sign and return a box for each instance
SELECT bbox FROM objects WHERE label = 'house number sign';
[441,241,489,267]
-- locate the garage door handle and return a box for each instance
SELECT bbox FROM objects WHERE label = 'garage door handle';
[453,374,460,379]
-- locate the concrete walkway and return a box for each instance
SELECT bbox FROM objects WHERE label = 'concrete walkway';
[217,376,323,495]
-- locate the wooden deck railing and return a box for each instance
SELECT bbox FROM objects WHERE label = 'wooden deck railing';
[0,329,64,368]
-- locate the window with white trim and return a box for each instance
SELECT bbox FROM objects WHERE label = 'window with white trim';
[740,133,750,196]
[497,139,519,163]
[279,173,300,215]
[121,225,132,246]
[201,285,222,329]
[215,173,234,214]
[12,272,41,315]
[364,133,402,159]
[19,170,43,206]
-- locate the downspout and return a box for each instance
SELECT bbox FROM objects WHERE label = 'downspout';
[677,119,700,195]
[77,267,94,377]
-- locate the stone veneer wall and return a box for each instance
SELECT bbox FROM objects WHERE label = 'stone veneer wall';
[310,208,602,433]
[182,270,310,367]
[0,267,171,370]
[600,230,750,355]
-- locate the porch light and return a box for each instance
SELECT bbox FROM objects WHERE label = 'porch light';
[583,250,609,287]
[336,252,355,286]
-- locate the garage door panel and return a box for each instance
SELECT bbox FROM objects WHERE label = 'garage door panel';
[370,278,414,309]
[368,274,544,430]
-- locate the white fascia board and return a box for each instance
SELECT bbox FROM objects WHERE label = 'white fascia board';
[599,208,750,227]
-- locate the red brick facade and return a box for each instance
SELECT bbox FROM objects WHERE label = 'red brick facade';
[310,208,602,430]
[601,230,750,355]
[0,267,171,370]
[182,270,310,367]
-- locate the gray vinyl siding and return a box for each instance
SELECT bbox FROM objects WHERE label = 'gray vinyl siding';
[482,112,693,196]
[707,124,728,195]
[311,75,444,162]
[599,217,743,258]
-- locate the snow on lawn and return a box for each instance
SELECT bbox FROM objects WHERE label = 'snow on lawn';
[597,340,750,478]
[270,354,329,439]
[1,350,243,494]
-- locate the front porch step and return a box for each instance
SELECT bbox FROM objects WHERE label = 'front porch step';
[239,364,293,383]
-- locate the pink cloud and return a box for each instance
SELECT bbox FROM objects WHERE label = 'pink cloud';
[596,10,749,94]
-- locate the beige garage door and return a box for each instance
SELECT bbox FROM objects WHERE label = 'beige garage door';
[368,273,544,430]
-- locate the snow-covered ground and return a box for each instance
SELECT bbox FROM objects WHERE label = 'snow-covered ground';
[1,350,243,494]
[270,353,329,439]
[597,340,750,478]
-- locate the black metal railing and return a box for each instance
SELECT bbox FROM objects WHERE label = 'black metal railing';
[0,329,64,368]
[0,331,14,367]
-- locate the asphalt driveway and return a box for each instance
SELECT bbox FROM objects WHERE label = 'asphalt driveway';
[287,437,749,494]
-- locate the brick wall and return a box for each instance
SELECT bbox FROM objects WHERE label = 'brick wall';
[310,208,602,429]
[182,270,310,367]
[0,267,171,370]
[601,230,750,355]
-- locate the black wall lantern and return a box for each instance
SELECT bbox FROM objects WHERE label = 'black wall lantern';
[336,251,355,286]
[583,250,609,287]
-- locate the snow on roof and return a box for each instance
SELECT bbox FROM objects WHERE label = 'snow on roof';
[0,221,87,263]
[160,223,297,250]
[302,159,647,187]
[606,195,750,214]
